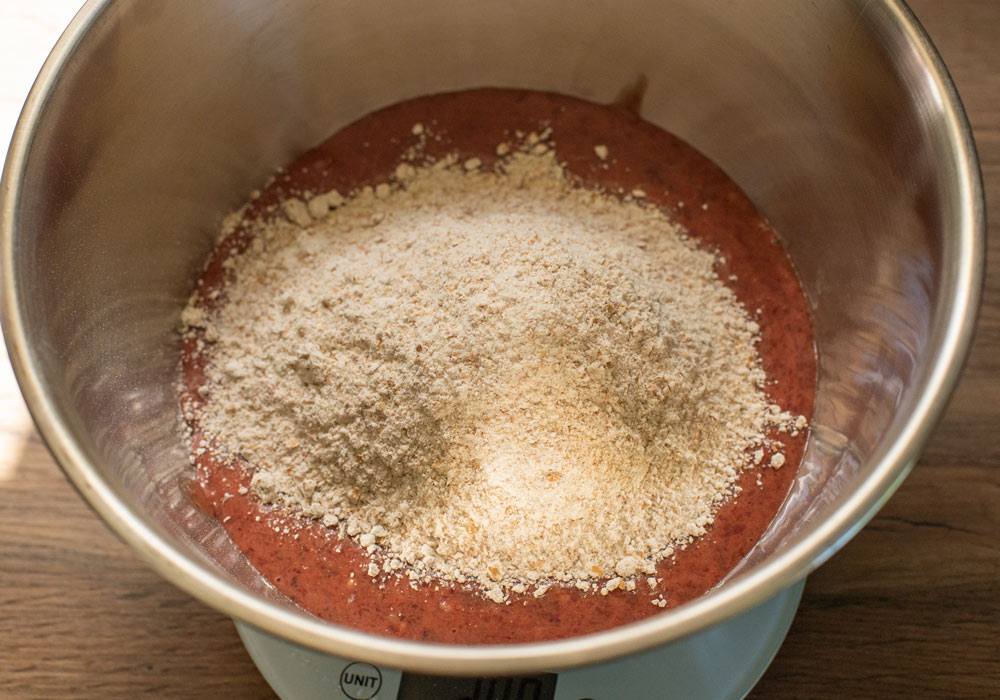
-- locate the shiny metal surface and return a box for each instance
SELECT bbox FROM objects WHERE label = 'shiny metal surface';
[0,0,984,676]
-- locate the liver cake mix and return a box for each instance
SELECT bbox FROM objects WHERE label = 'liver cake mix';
[178,89,815,644]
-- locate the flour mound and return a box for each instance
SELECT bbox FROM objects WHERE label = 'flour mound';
[186,144,797,600]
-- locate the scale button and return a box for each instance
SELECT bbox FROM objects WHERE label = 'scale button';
[339,662,383,700]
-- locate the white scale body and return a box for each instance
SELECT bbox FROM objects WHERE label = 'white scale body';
[236,580,803,700]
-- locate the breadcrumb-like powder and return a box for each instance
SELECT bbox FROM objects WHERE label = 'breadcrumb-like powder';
[182,135,799,602]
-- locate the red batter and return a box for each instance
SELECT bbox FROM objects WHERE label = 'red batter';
[180,89,815,644]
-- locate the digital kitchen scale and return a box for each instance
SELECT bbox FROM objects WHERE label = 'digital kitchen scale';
[236,580,803,700]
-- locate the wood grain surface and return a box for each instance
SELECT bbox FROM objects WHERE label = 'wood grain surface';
[1,1,997,698]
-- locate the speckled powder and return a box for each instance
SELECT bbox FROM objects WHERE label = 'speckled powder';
[181,135,802,603]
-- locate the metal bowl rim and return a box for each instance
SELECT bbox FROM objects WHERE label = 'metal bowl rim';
[0,0,986,675]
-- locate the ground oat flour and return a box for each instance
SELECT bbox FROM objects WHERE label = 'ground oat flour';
[181,133,801,603]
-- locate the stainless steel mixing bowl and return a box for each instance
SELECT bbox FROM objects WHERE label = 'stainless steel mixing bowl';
[0,0,984,676]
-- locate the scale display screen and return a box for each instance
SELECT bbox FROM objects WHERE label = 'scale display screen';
[396,672,559,700]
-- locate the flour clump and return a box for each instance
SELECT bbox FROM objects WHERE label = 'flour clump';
[185,137,799,600]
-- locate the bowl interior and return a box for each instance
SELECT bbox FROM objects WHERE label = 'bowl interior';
[2,0,981,674]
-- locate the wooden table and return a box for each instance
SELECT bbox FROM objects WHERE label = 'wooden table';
[1,1,996,697]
